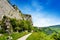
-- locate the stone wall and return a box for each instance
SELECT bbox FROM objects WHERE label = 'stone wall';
[0,0,22,20]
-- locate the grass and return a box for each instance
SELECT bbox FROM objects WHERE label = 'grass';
[0,32,29,40]
[26,32,54,40]
[11,32,29,40]
[0,33,8,40]
[50,27,60,33]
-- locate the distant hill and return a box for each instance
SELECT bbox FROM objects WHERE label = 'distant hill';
[49,25,60,28]
[48,25,60,33]
[39,25,60,35]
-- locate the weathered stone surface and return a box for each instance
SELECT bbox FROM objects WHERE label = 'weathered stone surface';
[0,0,33,25]
[0,0,22,20]
[23,14,33,25]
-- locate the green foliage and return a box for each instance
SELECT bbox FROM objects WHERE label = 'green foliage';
[10,18,17,27]
[10,32,29,40]
[27,32,60,40]
[0,29,6,33]
[27,26,60,40]
[15,27,20,30]
[10,18,33,32]
[33,27,41,32]
[0,32,28,40]
[27,32,48,40]
[10,18,21,32]
[50,32,60,40]
[19,20,33,32]
[49,27,60,33]
[0,15,33,33]
[15,27,21,32]
[0,16,8,33]
[0,33,8,40]
[12,5,18,11]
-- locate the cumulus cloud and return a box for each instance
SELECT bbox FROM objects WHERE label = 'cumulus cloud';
[32,14,60,27]
[20,0,60,27]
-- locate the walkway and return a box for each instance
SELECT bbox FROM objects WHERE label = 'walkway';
[17,33,32,40]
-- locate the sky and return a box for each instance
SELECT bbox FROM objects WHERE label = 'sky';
[9,0,60,27]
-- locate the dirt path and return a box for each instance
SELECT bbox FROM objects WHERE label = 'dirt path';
[17,33,32,40]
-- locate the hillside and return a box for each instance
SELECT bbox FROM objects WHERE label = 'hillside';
[0,0,33,34]
[39,25,60,35]
[49,25,60,33]
[0,0,33,23]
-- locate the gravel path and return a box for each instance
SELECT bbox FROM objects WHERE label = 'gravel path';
[17,33,32,40]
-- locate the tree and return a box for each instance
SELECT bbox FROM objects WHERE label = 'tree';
[10,18,17,31]
[51,32,60,40]
[15,27,21,32]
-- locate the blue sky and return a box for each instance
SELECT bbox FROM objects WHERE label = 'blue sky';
[9,0,60,27]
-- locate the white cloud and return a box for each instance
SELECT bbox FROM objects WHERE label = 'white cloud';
[32,13,60,27]
[20,0,60,27]
[21,6,60,27]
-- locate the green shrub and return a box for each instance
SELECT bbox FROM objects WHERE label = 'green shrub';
[10,32,29,40]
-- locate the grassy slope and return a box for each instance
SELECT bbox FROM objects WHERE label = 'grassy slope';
[49,27,60,33]
[0,32,28,40]
[40,25,60,34]
[26,32,54,40]
[49,25,60,33]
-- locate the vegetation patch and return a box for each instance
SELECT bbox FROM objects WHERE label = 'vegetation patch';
[0,32,29,40]
[26,32,60,40]
[11,32,29,40]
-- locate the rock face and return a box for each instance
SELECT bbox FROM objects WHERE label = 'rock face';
[0,0,33,25]
[0,0,22,20]
[23,14,33,25]
[0,0,33,33]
